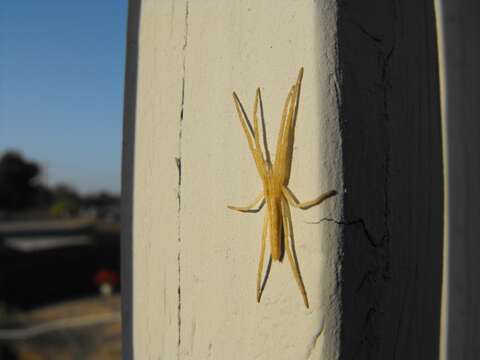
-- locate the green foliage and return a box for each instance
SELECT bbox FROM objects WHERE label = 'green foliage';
[49,184,81,217]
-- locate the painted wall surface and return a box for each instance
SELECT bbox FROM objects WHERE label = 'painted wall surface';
[122,1,342,359]
[437,1,480,359]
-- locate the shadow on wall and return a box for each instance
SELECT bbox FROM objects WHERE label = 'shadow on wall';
[336,1,443,359]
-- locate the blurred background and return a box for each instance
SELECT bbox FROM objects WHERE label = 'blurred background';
[0,1,127,359]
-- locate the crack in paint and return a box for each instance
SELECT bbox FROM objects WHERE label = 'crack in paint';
[176,156,182,359]
[305,319,325,360]
[307,217,378,248]
[177,1,189,358]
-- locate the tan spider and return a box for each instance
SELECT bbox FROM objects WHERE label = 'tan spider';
[228,67,336,308]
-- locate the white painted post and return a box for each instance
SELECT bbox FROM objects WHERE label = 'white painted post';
[123,1,446,359]
[122,1,342,359]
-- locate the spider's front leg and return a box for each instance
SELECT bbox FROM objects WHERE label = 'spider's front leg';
[228,192,265,213]
[282,186,336,210]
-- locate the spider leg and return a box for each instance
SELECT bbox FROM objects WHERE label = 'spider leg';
[228,193,265,213]
[256,88,272,166]
[273,68,303,182]
[281,198,309,308]
[232,92,267,178]
[282,186,337,210]
[259,256,272,301]
[257,212,268,302]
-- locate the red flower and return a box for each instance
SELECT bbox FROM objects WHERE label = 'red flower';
[94,269,119,287]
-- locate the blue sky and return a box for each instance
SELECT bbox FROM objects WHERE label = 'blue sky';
[0,1,127,194]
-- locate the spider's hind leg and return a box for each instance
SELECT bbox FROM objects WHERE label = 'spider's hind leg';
[282,186,337,210]
[257,212,269,302]
[281,198,309,308]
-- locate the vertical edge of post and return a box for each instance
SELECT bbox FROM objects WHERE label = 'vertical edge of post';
[433,1,449,359]
[438,1,480,358]
[121,0,142,359]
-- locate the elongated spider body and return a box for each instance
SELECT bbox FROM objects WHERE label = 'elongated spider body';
[229,68,336,308]
[258,169,281,261]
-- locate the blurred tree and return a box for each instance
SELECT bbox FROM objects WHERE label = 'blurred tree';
[50,184,81,217]
[0,150,119,217]
[35,184,54,207]
[0,151,41,210]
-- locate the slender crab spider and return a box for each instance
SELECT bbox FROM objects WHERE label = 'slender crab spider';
[228,67,336,308]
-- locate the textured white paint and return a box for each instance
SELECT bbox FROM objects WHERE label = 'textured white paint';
[125,1,342,359]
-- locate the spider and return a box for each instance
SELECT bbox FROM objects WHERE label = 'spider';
[228,67,336,308]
